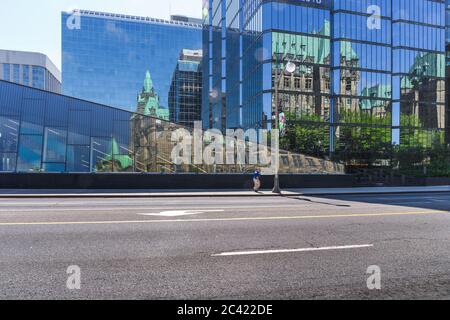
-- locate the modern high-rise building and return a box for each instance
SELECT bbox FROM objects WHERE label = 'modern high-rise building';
[0,49,61,93]
[202,0,447,168]
[61,10,202,112]
[169,49,203,127]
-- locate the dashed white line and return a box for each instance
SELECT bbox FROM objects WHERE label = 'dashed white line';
[212,244,374,257]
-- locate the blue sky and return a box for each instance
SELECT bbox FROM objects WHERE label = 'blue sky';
[0,0,202,70]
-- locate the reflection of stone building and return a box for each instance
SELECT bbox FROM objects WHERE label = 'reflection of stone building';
[132,71,174,171]
[360,85,391,118]
[136,71,170,121]
[272,27,366,122]
[272,21,332,121]
[131,115,154,172]
[132,73,188,172]
[337,41,361,114]
[400,53,446,129]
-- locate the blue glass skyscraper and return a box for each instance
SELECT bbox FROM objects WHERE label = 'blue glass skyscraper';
[62,10,202,113]
[203,0,447,169]
[169,49,203,127]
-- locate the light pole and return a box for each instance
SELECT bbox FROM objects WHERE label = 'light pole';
[273,44,296,194]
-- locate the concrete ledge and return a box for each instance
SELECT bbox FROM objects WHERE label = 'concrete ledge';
[0,173,354,190]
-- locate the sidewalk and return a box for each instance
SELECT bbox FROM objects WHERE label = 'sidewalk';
[0,186,449,198]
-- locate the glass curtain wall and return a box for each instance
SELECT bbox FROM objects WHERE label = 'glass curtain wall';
[333,0,393,167]
[202,0,449,176]
[392,0,446,175]
[270,2,332,158]
[0,80,343,175]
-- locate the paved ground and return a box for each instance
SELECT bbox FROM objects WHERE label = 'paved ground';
[0,193,449,299]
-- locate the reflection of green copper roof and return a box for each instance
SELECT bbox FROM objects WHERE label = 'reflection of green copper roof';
[401,52,445,90]
[317,20,331,63]
[113,154,133,169]
[361,84,391,99]
[144,70,153,93]
[144,94,160,115]
[136,70,169,121]
[360,85,391,109]
[103,138,134,170]
[318,19,330,37]
[340,40,359,63]
[156,108,170,120]
[411,52,445,78]
[401,76,413,90]
[272,20,331,65]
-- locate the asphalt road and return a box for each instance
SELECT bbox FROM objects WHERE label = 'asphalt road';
[0,192,449,300]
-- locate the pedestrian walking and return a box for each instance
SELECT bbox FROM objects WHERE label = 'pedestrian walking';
[253,168,261,192]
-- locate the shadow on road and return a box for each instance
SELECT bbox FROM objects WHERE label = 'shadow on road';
[307,192,450,212]
[283,196,352,207]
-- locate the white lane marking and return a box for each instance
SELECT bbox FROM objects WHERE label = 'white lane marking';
[137,210,224,217]
[212,244,374,257]
[0,211,446,227]
[0,204,335,213]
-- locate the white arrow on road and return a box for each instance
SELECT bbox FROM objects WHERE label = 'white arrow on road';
[137,210,225,217]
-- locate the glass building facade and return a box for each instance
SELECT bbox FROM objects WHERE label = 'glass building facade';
[0,79,176,173]
[169,49,203,127]
[0,80,343,174]
[62,10,203,115]
[446,0,450,142]
[203,0,449,174]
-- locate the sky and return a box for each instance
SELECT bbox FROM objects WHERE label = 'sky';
[0,0,202,70]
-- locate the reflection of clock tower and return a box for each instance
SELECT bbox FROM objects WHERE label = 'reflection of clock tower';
[136,71,169,121]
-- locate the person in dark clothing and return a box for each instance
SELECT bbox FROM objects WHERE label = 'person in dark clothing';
[253,169,261,192]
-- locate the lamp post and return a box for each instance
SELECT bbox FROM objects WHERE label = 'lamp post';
[272,44,296,194]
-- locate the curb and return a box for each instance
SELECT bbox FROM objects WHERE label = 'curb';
[0,189,449,198]
[0,192,289,198]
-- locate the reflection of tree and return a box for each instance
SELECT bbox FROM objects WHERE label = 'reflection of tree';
[333,111,392,167]
[280,113,329,158]
[281,110,450,176]
[394,119,446,177]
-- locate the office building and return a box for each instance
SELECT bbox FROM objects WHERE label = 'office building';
[61,10,202,113]
[202,0,447,170]
[0,49,61,93]
[169,49,203,127]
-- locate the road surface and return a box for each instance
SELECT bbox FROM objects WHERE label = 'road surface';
[0,192,449,299]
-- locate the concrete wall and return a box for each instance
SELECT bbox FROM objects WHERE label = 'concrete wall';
[0,173,355,189]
